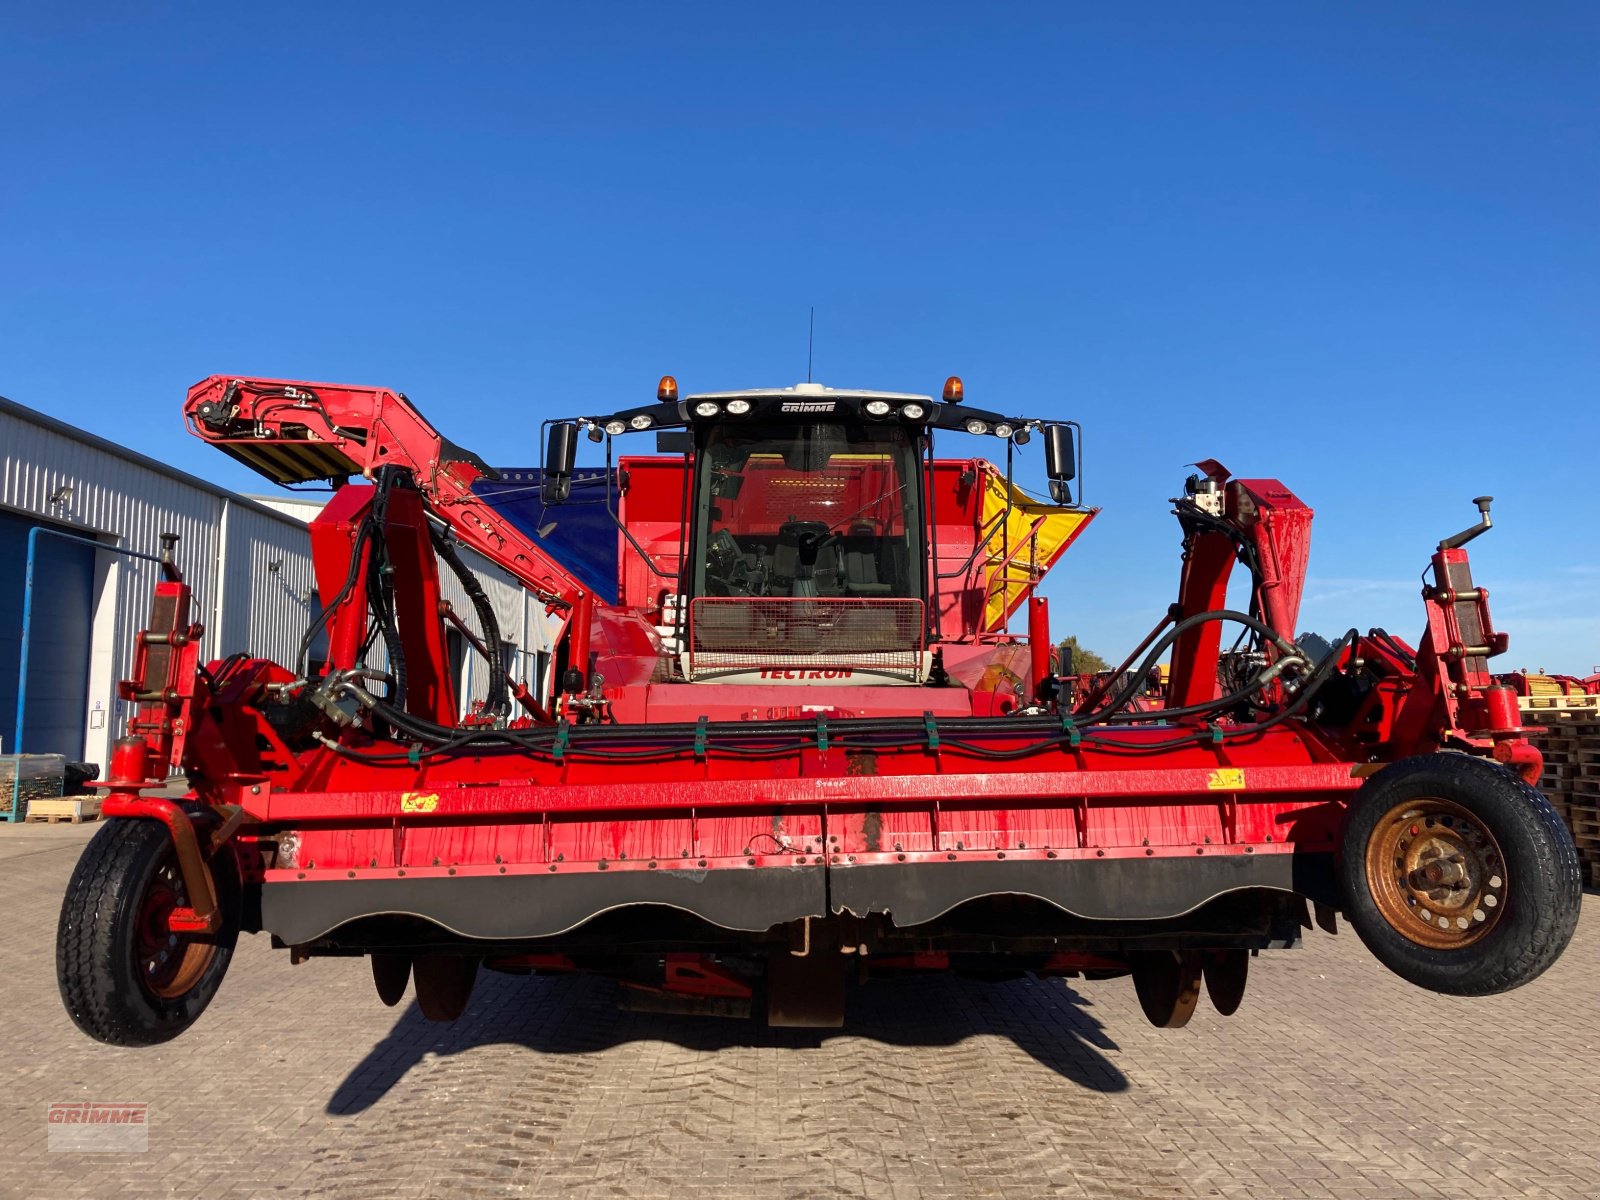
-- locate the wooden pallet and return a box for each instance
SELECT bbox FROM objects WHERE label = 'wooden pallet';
[1522,715,1600,881]
[24,797,103,824]
[1520,694,1600,716]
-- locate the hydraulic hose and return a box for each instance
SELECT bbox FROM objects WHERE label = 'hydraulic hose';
[326,611,1340,769]
[366,475,407,711]
[297,516,373,678]
[1078,609,1304,726]
[431,525,510,717]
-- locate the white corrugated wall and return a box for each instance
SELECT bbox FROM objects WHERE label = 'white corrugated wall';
[1,401,315,768]
[221,504,321,670]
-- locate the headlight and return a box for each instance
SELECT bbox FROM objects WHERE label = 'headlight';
[965,419,989,436]
[693,401,720,418]
[604,420,627,436]
[899,402,926,421]
[865,399,891,417]
[993,422,1014,439]
[725,398,751,415]
[629,413,654,431]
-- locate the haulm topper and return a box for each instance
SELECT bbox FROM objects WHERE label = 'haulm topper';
[56,374,1580,1042]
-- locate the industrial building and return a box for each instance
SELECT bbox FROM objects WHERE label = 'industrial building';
[0,394,555,775]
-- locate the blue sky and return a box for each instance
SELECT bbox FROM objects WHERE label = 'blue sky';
[3,4,1595,672]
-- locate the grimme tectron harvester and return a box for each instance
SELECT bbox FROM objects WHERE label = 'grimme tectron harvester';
[57,374,1580,1043]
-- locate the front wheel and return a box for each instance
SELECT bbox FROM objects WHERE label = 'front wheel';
[57,818,239,1045]
[1340,753,1580,996]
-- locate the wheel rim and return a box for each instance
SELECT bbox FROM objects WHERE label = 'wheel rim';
[133,858,216,1000]
[1364,795,1507,949]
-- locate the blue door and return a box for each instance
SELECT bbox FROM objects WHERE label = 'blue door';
[0,512,95,759]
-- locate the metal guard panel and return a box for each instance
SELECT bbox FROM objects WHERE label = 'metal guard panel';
[260,866,827,945]
[829,853,1338,926]
[689,597,924,676]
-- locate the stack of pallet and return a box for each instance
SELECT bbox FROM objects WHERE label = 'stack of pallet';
[1523,699,1600,886]
[0,754,66,822]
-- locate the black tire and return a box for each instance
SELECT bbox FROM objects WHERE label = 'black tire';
[1340,753,1580,996]
[57,818,240,1046]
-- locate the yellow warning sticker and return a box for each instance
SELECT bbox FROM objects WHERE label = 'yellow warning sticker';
[400,792,440,813]
[1206,768,1246,791]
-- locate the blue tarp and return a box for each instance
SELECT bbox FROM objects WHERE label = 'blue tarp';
[472,468,621,604]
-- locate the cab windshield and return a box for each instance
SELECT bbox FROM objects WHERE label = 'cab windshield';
[694,422,923,600]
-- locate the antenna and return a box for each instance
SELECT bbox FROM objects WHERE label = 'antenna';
[807,307,814,383]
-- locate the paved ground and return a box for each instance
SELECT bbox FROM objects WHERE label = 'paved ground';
[2,821,1598,1200]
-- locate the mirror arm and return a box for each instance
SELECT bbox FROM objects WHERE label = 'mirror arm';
[601,433,677,580]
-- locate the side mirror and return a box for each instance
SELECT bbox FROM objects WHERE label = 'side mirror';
[1043,424,1076,505]
[542,423,579,504]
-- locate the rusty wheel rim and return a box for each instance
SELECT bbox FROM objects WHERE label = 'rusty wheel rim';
[133,858,215,1000]
[1364,796,1506,949]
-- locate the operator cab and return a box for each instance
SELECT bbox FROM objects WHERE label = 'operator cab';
[677,385,934,681]
[542,377,1079,686]
[695,408,924,604]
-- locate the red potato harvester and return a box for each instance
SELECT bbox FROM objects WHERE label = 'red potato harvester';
[55,373,1579,1043]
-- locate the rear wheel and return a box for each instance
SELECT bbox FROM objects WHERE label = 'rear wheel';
[1202,949,1249,1016]
[371,954,412,1007]
[1340,753,1580,996]
[413,955,479,1021]
[56,818,239,1046]
[1129,950,1202,1028]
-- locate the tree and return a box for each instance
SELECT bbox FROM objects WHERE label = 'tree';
[1056,635,1110,677]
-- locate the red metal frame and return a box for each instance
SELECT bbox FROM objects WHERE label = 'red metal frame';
[185,375,596,683]
[97,375,1546,1002]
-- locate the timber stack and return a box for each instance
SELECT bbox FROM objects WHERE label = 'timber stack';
[1523,701,1600,885]
[0,754,66,822]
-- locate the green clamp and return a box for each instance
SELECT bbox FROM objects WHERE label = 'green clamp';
[815,715,829,753]
[1060,715,1081,748]
[1207,722,1225,746]
[552,719,570,764]
[694,716,708,760]
[407,743,421,767]
[923,711,940,752]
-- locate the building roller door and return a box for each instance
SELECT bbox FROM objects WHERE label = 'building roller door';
[0,511,94,758]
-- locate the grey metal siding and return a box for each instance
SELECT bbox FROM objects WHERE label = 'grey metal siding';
[221,505,317,669]
[1,395,562,762]
[0,401,314,769]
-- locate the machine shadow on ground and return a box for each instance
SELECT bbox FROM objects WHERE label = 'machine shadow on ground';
[327,970,1128,1115]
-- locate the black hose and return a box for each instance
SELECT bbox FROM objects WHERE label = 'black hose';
[1218,629,1358,737]
[431,526,510,717]
[1079,609,1302,726]
[1367,627,1417,671]
[339,613,1347,767]
[298,516,372,678]
[366,474,407,711]
[1174,500,1267,625]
